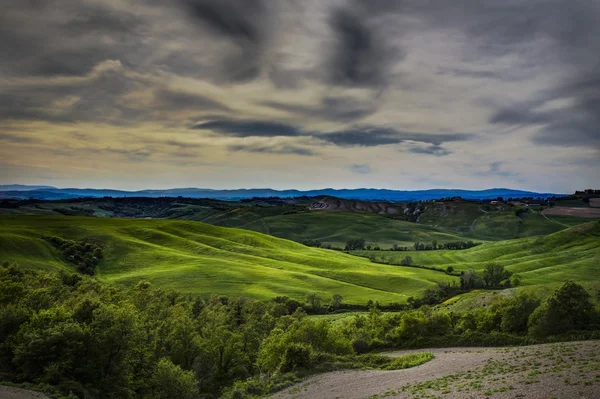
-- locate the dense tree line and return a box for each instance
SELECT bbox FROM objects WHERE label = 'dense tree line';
[42,236,103,275]
[1,263,599,398]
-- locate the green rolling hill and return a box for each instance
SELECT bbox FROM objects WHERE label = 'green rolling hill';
[353,221,600,286]
[0,215,458,304]
[2,197,595,247]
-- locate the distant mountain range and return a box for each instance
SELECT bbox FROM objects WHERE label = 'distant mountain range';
[0,185,564,201]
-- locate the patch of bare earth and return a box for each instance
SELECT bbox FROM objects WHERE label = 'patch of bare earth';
[0,386,50,399]
[542,207,600,218]
[270,340,600,399]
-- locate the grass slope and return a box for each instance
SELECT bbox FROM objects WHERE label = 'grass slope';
[238,212,469,247]
[354,221,600,286]
[0,215,458,304]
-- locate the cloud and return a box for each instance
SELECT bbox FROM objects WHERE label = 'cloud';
[349,164,371,174]
[191,119,304,137]
[181,0,270,82]
[475,162,519,178]
[153,88,229,112]
[228,143,316,156]
[191,119,472,148]
[316,127,472,147]
[262,95,377,122]
[326,5,392,88]
[408,145,452,157]
[0,133,35,144]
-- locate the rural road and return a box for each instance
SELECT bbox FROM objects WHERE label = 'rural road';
[0,386,49,399]
[271,340,600,399]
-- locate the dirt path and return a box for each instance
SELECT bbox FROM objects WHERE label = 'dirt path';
[271,340,600,399]
[542,206,600,218]
[0,386,50,399]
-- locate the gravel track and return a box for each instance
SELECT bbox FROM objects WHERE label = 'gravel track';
[0,386,50,399]
[271,340,600,399]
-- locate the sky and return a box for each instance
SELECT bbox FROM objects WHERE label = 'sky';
[1,0,599,193]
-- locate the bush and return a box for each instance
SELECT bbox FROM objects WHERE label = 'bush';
[151,358,199,399]
[280,343,312,372]
[528,281,596,338]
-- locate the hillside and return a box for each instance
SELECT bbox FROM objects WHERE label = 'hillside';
[238,211,468,247]
[0,215,458,303]
[4,197,595,248]
[353,221,600,286]
[416,200,593,240]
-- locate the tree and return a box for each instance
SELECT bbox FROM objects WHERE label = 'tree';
[332,294,343,309]
[460,269,482,290]
[529,281,596,337]
[305,292,322,311]
[482,263,511,288]
[151,358,199,399]
[400,256,413,266]
[344,238,366,251]
[446,266,454,275]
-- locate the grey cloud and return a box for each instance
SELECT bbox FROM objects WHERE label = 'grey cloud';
[408,145,452,157]
[228,143,316,156]
[191,119,304,137]
[317,128,401,147]
[349,164,371,174]
[154,89,230,112]
[327,5,392,88]
[475,162,519,178]
[262,95,376,122]
[0,133,35,144]
[316,128,472,147]
[192,118,472,148]
[181,0,270,82]
[0,1,143,78]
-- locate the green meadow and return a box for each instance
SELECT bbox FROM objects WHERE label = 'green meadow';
[353,221,600,286]
[0,215,458,304]
[236,211,469,247]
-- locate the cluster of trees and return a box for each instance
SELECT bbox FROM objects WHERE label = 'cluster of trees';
[1,263,599,399]
[348,240,482,252]
[344,238,366,251]
[42,236,103,275]
[301,239,323,248]
[413,241,481,251]
[460,264,516,290]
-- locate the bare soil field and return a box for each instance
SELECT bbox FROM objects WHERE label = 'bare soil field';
[543,206,600,218]
[0,386,49,399]
[271,340,600,399]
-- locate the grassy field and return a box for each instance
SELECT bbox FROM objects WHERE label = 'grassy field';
[237,211,471,247]
[417,201,593,240]
[2,198,595,247]
[0,215,460,304]
[353,221,600,286]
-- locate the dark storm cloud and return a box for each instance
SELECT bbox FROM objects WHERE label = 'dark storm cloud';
[316,128,472,147]
[0,1,143,78]
[153,89,230,112]
[417,0,600,149]
[490,78,600,148]
[192,118,472,148]
[191,119,304,137]
[262,95,377,122]
[228,143,316,156]
[317,128,402,147]
[326,5,392,88]
[181,0,270,82]
[408,145,452,157]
